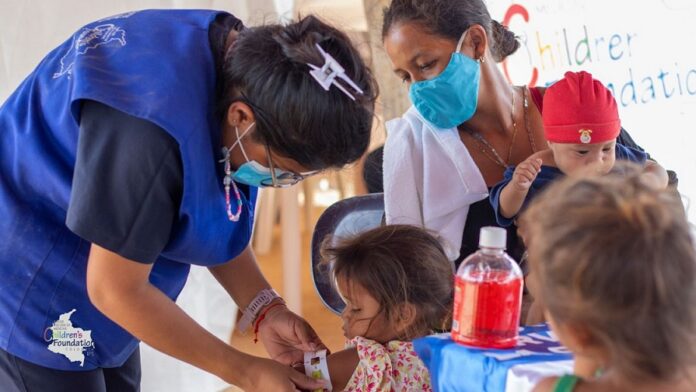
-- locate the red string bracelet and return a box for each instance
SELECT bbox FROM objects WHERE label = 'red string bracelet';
[253,302,285,344]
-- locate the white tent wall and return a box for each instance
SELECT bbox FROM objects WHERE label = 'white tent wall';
[0,1,290,100]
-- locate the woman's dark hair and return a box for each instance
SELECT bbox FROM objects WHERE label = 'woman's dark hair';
[321,225,454,339]
[223,15,378,170]
[520,163,696,382]
[382,0,519,62]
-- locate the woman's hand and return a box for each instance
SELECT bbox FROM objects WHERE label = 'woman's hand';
[238,356,328,392]
[256,303,327,366]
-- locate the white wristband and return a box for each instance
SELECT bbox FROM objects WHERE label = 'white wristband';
[304,349,332,391]
[237,288,281,333]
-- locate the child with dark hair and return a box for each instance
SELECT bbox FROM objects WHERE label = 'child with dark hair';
[520,164,696,392]
[491,71,668,227]
[312,225,453,391]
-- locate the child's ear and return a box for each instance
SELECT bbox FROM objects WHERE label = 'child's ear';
[394,303,418,336]
[550,317,596,354]
[569,324,597,348]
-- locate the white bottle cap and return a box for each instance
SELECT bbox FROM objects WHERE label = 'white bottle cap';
[479,226,507,249]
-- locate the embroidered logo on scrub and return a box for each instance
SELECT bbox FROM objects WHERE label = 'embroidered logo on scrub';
[53,23,127,79]
[44,309,95,367]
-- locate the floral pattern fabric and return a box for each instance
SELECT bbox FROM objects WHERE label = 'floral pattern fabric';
[343,336,432,392]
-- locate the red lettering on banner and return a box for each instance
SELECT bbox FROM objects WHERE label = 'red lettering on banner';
[502,4,538,87]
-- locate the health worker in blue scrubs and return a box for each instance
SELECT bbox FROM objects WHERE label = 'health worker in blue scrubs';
[0,9,376,392]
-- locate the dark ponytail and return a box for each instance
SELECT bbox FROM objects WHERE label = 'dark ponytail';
[489,20,520,62]
[223,15,378,170]
[382,0,520,62]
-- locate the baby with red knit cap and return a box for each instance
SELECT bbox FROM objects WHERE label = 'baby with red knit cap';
[490,71,668,226]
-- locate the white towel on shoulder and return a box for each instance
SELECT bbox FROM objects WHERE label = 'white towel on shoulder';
[383,107,488,260]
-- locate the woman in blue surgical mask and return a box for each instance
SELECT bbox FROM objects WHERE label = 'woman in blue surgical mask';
[376,0,663,322]
[0,11,376,392]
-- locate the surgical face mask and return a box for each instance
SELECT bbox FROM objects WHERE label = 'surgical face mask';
[225,123,285,188]
[408,29,481,129]
[231,159,282,188]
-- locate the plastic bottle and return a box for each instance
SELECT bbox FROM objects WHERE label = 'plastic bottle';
[452,226,523,349]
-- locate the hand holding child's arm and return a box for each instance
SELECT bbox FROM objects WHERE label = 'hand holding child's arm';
[498,157,542,219]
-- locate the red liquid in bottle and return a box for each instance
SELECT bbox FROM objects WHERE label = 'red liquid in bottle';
[452,270,523,349]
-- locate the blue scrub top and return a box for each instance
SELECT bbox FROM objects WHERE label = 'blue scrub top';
[0,9,256,370]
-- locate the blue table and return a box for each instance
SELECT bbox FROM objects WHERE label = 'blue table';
[414,324,574,392]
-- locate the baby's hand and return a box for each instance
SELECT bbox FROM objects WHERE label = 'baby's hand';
[512,157,542,191]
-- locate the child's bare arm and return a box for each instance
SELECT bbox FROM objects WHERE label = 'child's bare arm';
[295,348,359,391]
[498,157,542,219]
[642,160,669,189]
[326,348,360,391]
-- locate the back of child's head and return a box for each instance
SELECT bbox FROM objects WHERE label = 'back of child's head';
[520,162,696,381]
[543,71,620,145]
[321,224,454,338]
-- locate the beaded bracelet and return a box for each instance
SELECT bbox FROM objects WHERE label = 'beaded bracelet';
[237,288,281,333]
[253,302,286,344]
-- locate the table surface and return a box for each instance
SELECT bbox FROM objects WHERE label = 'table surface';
[414,324,574,392]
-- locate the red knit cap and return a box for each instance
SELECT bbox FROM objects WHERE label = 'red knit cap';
[543,71,620,144]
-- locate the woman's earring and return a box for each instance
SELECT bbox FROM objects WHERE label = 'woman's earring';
[479,56,486,64]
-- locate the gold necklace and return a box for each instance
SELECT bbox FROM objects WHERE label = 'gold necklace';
[506,86,519,164]
[465,86,526,168]
[523,87,537,153]
[467,129,508,168]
